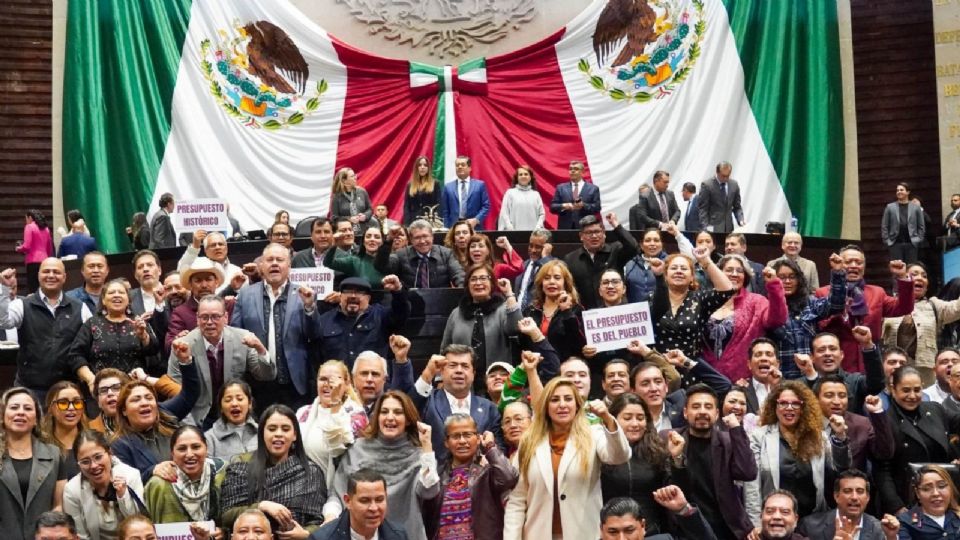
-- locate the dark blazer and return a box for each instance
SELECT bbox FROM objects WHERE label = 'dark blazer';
[896,505,960,540]
[513,255,555,311]
[668,425,758,540]
[411,390,503,463]
[441,178,491,228]
[637,188,681,228]
[881,202,925,247]
[646,507,719,540]
[329,188,373,232]
[684,195,702,232]
[746,258,767,297]
[844,410,896,473]
[876,401,960,514]
[149,210,176,249]
[745,382,762,415]
[56,234,97,259]
[549,181,601,229]
[309,511,408,540]
[697,177,744,233]
[395,245,465,289]
[803,347,885,415]
[130,287,170,372]
[0,439,64,540]
[799,509,885,540]
[403,184,443,226]
[662,360,733,430]
[562,224,639,309]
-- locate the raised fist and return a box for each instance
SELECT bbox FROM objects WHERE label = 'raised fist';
[382,275,402,292]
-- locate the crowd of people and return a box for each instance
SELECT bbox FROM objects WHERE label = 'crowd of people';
[7,156,960,540]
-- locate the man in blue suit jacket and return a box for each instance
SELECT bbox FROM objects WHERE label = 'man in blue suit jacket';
[513,229,555,310]
[410,343,503,462]
[442,156,491,229]
[229,243,317,411]
[549,160,602,229]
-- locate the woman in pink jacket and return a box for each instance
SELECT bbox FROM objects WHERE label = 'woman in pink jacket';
[702,254,788,381]
[16,209,53,290]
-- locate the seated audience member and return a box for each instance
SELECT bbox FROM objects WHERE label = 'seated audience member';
[164,257,225,353]
[724,233,768,296]
[563,213,640,309]
[40,381,87,478]
[701,254,787,382]
[179,230,244,294]
[668,384,757,540]
[268,221,295,251]
[813,375,894,472]
[766,232,821,289]
[65,430,144,540]
[412,345,503,462]
[110,350,201,484]
[167,295,273,428]
[601,393,672,535]
[310,469,407,540]
[370,203,400,233]
[742,338,783,415]
[876,366,960,515]
[204,379,259,461]
[144,426,223,537]
[33,511,79,540]
[221,405,327,537]
[745,382,852,525]
[465,233,523,281]
[314,275,408,369]
[325,391,440,540]
[756,490,807,540]
[485,361,514,406]
[794,327,885,414]
[57,218,97,259]
[421,414,519,540]
[601,359,632,406]
[441,265,521,387]
[352,338,416,415]
[631,351,732,431]
[884,262,960,387]
[499,165,545,231]
[232,509,274,540]
[325,226,398,283]
[896,465,960,540]
[231,243,317,410]
[89,368,131,436]
[923,348,960,403]
[522,258,586,365]
[66,251,109,313]
[117,515,159,540]
[514,228,554,310]
[798,469,891,540]
[600,487,720,540]
[503,377,630,540]
[769,255,846,379]
[501,400,532,458]
[396,219,465,288]
[296,360,368,483]
[722,386,759,434]
[445,220,475,269]
[815,246,914,374]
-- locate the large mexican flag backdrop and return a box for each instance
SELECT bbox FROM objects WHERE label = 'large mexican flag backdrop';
[64,0,844,253]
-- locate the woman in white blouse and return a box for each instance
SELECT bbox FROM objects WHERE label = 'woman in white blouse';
[498,165,545,230]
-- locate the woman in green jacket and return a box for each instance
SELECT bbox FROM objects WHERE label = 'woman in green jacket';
[324,226,398,284]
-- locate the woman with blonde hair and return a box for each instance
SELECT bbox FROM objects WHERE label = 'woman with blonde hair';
[504,377,630,539]
[403,156,442,226]
[329,167,373,236]
[296,360,368,484]
[897,465,960,538]
[744,381,851,525]
[41,380,88,478]
[522,259,586,364]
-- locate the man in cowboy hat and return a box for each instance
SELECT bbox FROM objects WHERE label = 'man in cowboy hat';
[164,257,230,354]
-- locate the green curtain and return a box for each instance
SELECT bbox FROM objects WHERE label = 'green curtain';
[63,0,192,253]
[722,0,845,238]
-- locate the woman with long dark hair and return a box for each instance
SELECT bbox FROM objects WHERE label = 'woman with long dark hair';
[127,212,150,250]
[404,156,442,226]
[17,209,53,290]
[204,379,258,461]
[221,404,326,538]
[499,165,545,230]
[40,381,88,478]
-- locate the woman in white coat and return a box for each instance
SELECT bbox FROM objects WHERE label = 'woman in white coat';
[504,377,631,540]
[63,430,145,540]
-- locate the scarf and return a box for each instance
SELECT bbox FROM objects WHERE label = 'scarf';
[221,455,325,526]
[171,459,215,521]
[301,397,367,486]
[844,279,868,323]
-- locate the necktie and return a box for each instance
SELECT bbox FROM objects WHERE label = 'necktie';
[720,182,727,200]
[206,344,224,398]
[417,255,430,288]
[459,181,467,218]
[572,182,580,201]
[517,261,536,306]
[658,192,669,221]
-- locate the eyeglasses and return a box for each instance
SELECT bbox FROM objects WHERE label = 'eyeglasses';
[724,268,746,275]
[197,313,225,322]
[917,481,950,494]
[601,278,623,286]
[446,431,478,441]
[77,452,107,468]
[583,229,604,237]
[341,290,369,297]
[502,414,530,427]
[468,276,491,283]
[272,232,291,238]
[97,383,122,396]
[54,398,85,411]
[776,400,803,410]
[777,274,798,282]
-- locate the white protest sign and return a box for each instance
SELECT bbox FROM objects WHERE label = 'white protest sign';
[583,301,655,352]
[290,268,335,297]
[155,520,215,540]
[174,199,229,233]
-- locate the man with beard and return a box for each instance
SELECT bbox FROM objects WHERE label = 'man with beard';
[313,275,408,368]
[743,338,782,414]
[758,491,807,540]
[813,374,894,472]
[602,359,631,407]
[798,469,888,540]
[164,257,226,353]
[412,344,503,462]
[351,337,415,415]
[794,327,884,414]
[421,414,518,540]
[66,251,109,313]
[666,384,756,540]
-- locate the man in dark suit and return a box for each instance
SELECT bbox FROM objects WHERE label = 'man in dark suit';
[724,233,767,296]
[599,488,719,540]
[635,170,681,229]
[813,374,895,472]
[563,213,638,309]
[681,182,701,232]
[441,156,491,229]
[309,470,407,540]
[410,344,503,462]
[798,470,886,540]
[148,192,177,249]
[665,384,756,540]
[743,338,781,414]
[796,328,885,415]
[698,162,745,233]
[291,217,345,296]
[550,160,602,229]
[632,352,732,432]
[395,220,464,288]
[944,193,960,245]
[629,185,652,231]
[129,249,170,375]
[514,228,555,310]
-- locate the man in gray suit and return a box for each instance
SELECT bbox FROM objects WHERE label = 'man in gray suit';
[149,192,177,249]
[636,170,681,229]
[797,469,887,540]
[698,162,745,233]
[880,182,925,263]
[168,295,275,428]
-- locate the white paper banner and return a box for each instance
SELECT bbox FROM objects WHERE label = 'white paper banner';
[174,198,230,233]
[290,267,335,296]
[583,302,655,352]
[155,521,216,540]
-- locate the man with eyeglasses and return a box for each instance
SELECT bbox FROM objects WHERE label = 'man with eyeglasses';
[177,230,244,294]
[412,344,504,462]
[563,213,640,309]
[550,160,602,230]
[394,219,465,289]
[420,414,518,540]
[794,327,884,414]
[167,295,274,428]
[164,257,227,354]
[88,368,130,435]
